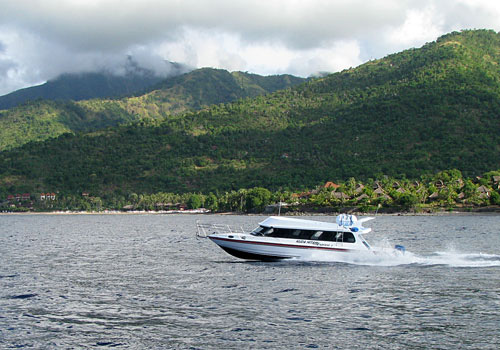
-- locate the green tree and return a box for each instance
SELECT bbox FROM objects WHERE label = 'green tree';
[396,192,419,210]
[245,187,271,212]
[205,192,218,212]
[187,193,203,209]
[490,191,500,205]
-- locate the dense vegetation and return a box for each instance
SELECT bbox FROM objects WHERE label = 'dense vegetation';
[3,169,500,213]
[0,69,305,150]
[0,30,499,205]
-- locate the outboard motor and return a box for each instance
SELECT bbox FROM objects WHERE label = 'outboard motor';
[395,245,406,254]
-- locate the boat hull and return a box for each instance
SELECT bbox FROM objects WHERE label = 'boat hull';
[209,236,355,261]
[219,245,289,261]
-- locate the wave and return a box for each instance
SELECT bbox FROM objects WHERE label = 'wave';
[302,249,500,267]
[409,251,500,268]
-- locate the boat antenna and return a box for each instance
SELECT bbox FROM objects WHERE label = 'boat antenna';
[278,192,284,216]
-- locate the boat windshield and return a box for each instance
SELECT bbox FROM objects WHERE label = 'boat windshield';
[251,226,272,236]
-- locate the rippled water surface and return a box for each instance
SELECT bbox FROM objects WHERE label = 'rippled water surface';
[1,214,499,349]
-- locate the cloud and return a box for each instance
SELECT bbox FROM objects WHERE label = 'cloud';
[155,28,363,77]
[0,0,419,52]
[0,26,185,95]
[0,41,16,83]
[387,5,444,47]
[0,0,499,95]
[164,29,359,76]
[386,0,500,48]
[0,57,16,79]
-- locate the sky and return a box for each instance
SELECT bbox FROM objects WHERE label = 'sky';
[0,0,499,96]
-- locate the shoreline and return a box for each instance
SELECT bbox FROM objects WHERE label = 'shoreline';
[0,209,210,215]
[2,207,500,216]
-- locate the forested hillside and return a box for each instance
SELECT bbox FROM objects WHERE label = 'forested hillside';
[0,29,499,197]
[0,69,305,150]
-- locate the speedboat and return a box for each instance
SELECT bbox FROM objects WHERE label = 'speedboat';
[196,214,405,261]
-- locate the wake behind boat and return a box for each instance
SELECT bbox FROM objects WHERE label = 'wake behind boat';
[196,214,405,261]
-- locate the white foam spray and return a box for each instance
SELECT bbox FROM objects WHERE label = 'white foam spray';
[302,248,500,267]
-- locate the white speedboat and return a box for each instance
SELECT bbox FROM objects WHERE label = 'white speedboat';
[197,214,405,261]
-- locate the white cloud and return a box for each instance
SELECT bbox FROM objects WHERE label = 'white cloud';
[157,28,362,77]
[0,0,499,95]
[388,5,444,47]
[0,0,410,51]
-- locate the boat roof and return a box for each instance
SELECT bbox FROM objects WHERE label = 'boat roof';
[259,216,345,231]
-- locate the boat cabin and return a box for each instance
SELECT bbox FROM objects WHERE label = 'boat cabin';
[251,216,358,243]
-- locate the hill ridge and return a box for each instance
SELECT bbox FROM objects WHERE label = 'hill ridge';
[0,29,499,196]
[0,68,306,150]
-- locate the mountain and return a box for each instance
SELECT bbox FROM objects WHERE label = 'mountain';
[143,68,306,113]
[0,72,161,110]
[0,68,306,150]
[0,59,188,110]
[0,29,499,196]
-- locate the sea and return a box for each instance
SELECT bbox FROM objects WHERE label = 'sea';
[1,213,499,349]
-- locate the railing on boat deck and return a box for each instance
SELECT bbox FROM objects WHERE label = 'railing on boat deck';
[196,221,246,238]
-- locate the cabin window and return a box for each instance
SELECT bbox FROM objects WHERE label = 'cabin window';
[251,226,265,236]
[274,228,293,238]
[317,231,356,243]
[254,226,355,243]
[318,231,337,241]
[269,228,308,239]
[310,231,323,240]
[251,226,275,236]
[343,232,356,243]
[299,230,313,239]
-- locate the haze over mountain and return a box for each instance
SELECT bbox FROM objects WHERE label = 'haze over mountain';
[0,58,190,110]
[0,30,499,197]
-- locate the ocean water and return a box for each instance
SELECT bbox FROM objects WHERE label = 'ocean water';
[0,214,499,349]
